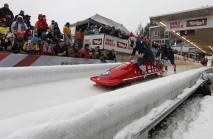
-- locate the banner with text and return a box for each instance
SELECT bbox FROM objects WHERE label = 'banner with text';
[84,34,104,49]
[165,16,213,31]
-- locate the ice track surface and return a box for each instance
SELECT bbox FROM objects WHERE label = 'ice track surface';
[0,64,202,120]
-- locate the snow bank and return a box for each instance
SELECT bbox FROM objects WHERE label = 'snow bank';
[0,67,210,139]
[0,63,120,90]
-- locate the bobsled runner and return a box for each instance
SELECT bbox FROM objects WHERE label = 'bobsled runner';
[90,60,163,87]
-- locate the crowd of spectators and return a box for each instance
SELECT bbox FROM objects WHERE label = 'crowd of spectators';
[0,3,117,62]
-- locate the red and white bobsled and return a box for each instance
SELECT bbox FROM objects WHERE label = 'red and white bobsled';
[90,60,163,87]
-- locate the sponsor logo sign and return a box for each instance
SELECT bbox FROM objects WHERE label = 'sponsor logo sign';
[117,41,127,49]
[105,38,115,47]
[170,21,184,29]
[186,18,207,27]
[92,38,102,45]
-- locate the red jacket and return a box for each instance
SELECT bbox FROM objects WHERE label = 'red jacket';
[40,45,56,55]
[82,49,91,58]
[37,19,47,30]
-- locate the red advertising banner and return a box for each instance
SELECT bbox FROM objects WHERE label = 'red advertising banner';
[186,18,207,27]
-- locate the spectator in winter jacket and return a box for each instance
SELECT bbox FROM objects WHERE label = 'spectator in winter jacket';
[11,15,28,34]
[100,51,109,62]
[14,10,25,21]
[95,46,102,59]
[48,20,54,32]
[108,50,117,62]
[76,28,84,50]
[90,48,98,59]
[68,43,81,58]
[47,27,63,43]
[4,32,15,52]
[12,31,25,53]
[36,14,48,38]
[54,40,68,56]
[24,15,32,29]
[24,29,32,41]
[82,43,91,59]
[63,22,71,39]
[20,36,40,54]
[84,27,90,36]
[40,39,55,56]
[0,4,14,21]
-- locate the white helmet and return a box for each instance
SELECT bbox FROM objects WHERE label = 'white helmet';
[7,32,15,38]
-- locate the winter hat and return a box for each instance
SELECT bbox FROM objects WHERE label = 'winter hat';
[65,22,70,26]
[15,31,23,36]
[129,32,133,37]
[43,39,51,44]
[58,39,64,43]
[31,36,38,42]
[7,33,15,38]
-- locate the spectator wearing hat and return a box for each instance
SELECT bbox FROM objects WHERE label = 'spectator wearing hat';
[40,39,56,55]
[20,36,40,54]
[14,10,25,21]
[36,14,48,38]
[12,31,25,53]
[24,15,32,29]
[82,43,91,59]
[92,25,99,34]
[3,32,15,52]
[54,40,68,56]
[68,43,81,58]
[11,15,28,34]
[76,28,84,50]
[63,22,71,39]
[0,3,14,19]
[48,20,55,33]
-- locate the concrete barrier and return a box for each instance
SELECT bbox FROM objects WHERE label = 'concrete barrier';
[0,63,120,90]
[0,66,211,139]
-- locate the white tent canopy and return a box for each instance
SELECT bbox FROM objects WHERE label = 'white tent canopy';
[70,14,130,33]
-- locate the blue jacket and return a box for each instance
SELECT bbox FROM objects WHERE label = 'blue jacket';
[131,39,153,57]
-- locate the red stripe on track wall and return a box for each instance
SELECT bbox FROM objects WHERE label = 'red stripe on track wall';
[13,55,41,67]
[0,53,11,61]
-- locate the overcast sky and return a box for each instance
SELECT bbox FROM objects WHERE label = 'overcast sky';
[2,0,213,34]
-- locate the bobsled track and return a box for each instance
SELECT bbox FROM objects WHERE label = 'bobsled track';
[0,63,212,139]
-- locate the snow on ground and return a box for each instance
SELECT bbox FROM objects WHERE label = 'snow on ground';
[0,64,208,139]
[182,95,213,139]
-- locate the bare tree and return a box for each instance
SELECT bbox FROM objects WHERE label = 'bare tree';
[135,23,144,35]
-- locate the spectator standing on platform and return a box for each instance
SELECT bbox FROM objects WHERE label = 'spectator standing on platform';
[93,25,99,34]
[84,27,90,36]
[5,13,14,28]
[76,28,84,50]
[82,43,91,58]
[40,39,55,55]
[68,43,80,58]
[14,10,25,21]
[20,36,40,54]
[110,26,115,36]
[36,14,48,38]
[0,3,14,19]
[54,40,68,56]
[63,22,71,39]
[47,27,63,43]
[12,31,25,53]
[48,20,54,33]
[11,15,27,34]
[24,15,32,29]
